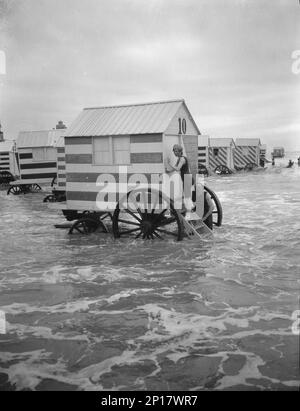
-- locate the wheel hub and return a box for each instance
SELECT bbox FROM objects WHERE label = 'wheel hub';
[140,219,153,235]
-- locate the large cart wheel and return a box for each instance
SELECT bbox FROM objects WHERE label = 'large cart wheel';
[198,164,209,177]
[30,184,42,192]
[0,171,15,185]
[7,185,22,195]
[69,216,109,235]
[204,185,223,227]
[244,162,258,171]
[214,165,232,175]
[112,188,184,241]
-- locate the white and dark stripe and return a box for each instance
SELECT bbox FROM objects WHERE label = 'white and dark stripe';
[208,147,228,170]
[234,146,259,167]
[18,148,57,183]
[64,133,165,210]
[56,147,66,188]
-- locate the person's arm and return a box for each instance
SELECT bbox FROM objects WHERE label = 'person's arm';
[167,156,185,172]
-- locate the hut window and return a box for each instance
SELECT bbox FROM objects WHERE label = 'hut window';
[32,148,45,161]
[93,136,130,165]
[242,147,249,156]
[32,147,56,162]
[45,148,56,161]
[213,148,219,157]
[113,136,130,164]
[93,137,111,165]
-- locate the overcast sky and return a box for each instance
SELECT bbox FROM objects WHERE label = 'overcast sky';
[0,0,299,151]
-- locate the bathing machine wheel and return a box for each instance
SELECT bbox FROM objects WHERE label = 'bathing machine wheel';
[112,188,184,241]
[244,162,258,171]
[43,194,57,203]
[198,164,209,177]
[7,183,42,195]
[7,185,22,195]
[68,212,110,235]
[204,185,223,227]
[0,171,15,186]
[30,184,42,192]
[214,165,232,175]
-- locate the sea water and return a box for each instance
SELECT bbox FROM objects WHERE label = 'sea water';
[0,153,299,391]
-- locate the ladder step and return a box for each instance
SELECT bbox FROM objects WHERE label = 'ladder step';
[180,216,203,239]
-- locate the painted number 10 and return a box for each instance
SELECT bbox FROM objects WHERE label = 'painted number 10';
[178,118,187,134]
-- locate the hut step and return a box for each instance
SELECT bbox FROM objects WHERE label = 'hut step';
[180,215,205,239]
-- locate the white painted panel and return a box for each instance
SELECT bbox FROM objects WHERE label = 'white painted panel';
[165,104,199,136]
[114,150,130,165]
[67,200,116,211]
[65,163,164,174]
[198,135,209,147]
[64,145,92,155]
[130,142,163,153]
[18,149,32,154]
[20,168,57,175]
[66,182,161,192]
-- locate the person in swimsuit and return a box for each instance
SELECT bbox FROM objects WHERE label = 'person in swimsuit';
[166,144,214,227]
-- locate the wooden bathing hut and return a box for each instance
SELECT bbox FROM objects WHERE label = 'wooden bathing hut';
[7,128,67,194]
[62,99,200,211]
[0,140,19,176]
[234,138,261,169]
[208,138,236,174]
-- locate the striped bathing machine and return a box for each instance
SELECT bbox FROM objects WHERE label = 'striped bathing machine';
[0,140,19,175]
[49,99,223,240]
[234,138,261,168]
[7,129,67,195]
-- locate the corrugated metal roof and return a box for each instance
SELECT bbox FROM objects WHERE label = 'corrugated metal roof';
[0,140,14,152]
[235,138,261,147]
[209,138,235,148]
[17,129,67,148]
[66,99,187,137]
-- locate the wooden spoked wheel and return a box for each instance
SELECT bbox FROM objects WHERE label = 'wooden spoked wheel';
[112,188,184,241]
[43,194,56,203]
[30,184,42,192]
[0,171,15,185]
[7,185,22,195]
[198,164,209,177]
[214,165,232,175]
[204,185,223,227]
[69,216,109,235]
[244,162,258,171]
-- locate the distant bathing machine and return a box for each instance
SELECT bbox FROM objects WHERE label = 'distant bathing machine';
[16,128,67,185]
[198,137,264,174]
[0,140,19,176]
[234,138,262,169]
[198,136,236,175]
[7,126,67,194]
